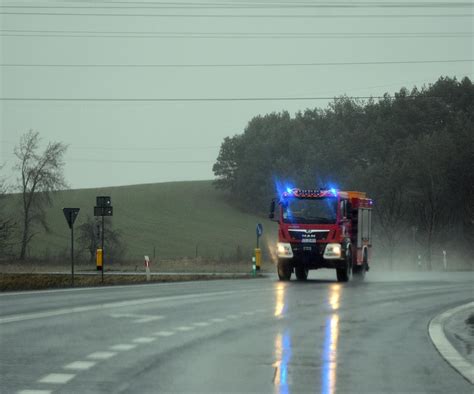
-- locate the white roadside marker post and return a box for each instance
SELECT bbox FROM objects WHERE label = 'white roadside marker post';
[145,255,151,281]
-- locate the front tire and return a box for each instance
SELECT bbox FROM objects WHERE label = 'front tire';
[336,248,352,282]
[277,259,292,281]
[295,265,308,281]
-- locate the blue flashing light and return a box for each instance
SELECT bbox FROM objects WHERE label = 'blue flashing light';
[273,177,296,199]
[330,188,337,195]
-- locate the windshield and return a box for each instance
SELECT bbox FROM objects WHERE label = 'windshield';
[282,197,337,224]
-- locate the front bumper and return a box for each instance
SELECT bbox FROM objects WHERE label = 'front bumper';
[286,243,346,269]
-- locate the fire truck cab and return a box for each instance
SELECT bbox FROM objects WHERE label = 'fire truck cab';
[269,188,373,282]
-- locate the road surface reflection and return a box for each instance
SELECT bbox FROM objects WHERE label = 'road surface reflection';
[322,284,342,394]
[273,283,291,393]
[274,284,287,317]
[273,330,292,394]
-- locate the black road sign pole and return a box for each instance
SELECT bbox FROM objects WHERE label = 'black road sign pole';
[101,214,105,283]
[71,218,74,287]
[63,208,80,288]
[94,196,112,284]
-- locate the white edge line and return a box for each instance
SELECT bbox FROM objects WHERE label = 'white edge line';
[0,277,253,297]
[428,301,474,384]
[0,288,263,324]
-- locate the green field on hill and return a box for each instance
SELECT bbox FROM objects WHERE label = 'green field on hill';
[4,180,277,265]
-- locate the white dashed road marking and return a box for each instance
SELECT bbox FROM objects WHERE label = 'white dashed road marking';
[17,390,52,394]
[110,344,137,351]
[133,337,156,344]
[177,326,194,331]
[243,311,255,316]
[38,373,75,384]
[87,351,117,360]
[109,313,164,323]
[226,314,239,319]
[210,318,226,323]
[193,322,210,327]
[153,331,175,337]
[64,361,96,371]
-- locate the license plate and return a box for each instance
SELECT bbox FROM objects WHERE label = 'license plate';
[301,238,316,243]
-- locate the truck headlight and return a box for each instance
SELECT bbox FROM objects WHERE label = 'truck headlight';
[324,243,342,259]
[277,242,293,258]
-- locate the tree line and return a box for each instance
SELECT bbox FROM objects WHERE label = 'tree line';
[213,76,474,269]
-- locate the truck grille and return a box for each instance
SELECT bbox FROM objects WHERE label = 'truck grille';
[288,229,329,242]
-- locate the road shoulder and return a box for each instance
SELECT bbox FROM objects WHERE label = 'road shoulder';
[429,301,474,384]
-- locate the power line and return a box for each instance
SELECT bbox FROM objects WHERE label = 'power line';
[1,11,472,18]
[1,2,472,9]
[1,59,472,68]
[1,29,470,36]
[69,158,214,164]
[71,146,219,151]
[0,140,219,151]
[0,96,457,102]
[1,31,471,39]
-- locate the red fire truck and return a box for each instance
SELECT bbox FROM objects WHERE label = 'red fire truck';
[269,188,373,282]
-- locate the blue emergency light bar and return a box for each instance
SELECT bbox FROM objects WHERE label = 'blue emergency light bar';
[281,188,338,198]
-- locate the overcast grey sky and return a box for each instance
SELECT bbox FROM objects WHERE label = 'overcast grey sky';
[0,0,472,189]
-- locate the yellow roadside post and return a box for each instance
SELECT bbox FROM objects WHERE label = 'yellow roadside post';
[96,248,103,271]
[255,223,263,272]
[255,248,262,271]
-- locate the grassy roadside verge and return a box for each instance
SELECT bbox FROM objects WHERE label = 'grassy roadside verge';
[0,272,262,292]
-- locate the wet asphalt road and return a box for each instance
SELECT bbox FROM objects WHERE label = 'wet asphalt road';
[1,270,472,394]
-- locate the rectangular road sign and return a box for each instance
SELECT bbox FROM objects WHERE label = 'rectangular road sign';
[94,206,113,216]
[63,208,80,229]
[96,196,111,207]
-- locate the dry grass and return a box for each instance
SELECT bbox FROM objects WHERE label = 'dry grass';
[0,272,262,292]
[0,256,274,291]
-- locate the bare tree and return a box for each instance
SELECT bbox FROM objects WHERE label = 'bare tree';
[77,216,125,264]
[375,185,408,270]
[407,131,454,270]
[14,130,68,260]
[0,169,15,256]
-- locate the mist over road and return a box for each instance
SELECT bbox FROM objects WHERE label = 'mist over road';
[1,271,472,393]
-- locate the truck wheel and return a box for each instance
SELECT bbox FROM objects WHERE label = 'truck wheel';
[336,248,352,282]
[295,266,308,281]
[353,250,367,281]
[277,259,292,281]
[352,264,366,281]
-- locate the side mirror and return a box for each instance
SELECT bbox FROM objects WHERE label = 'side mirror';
[347,202,353,219]
[269,199,276,219]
